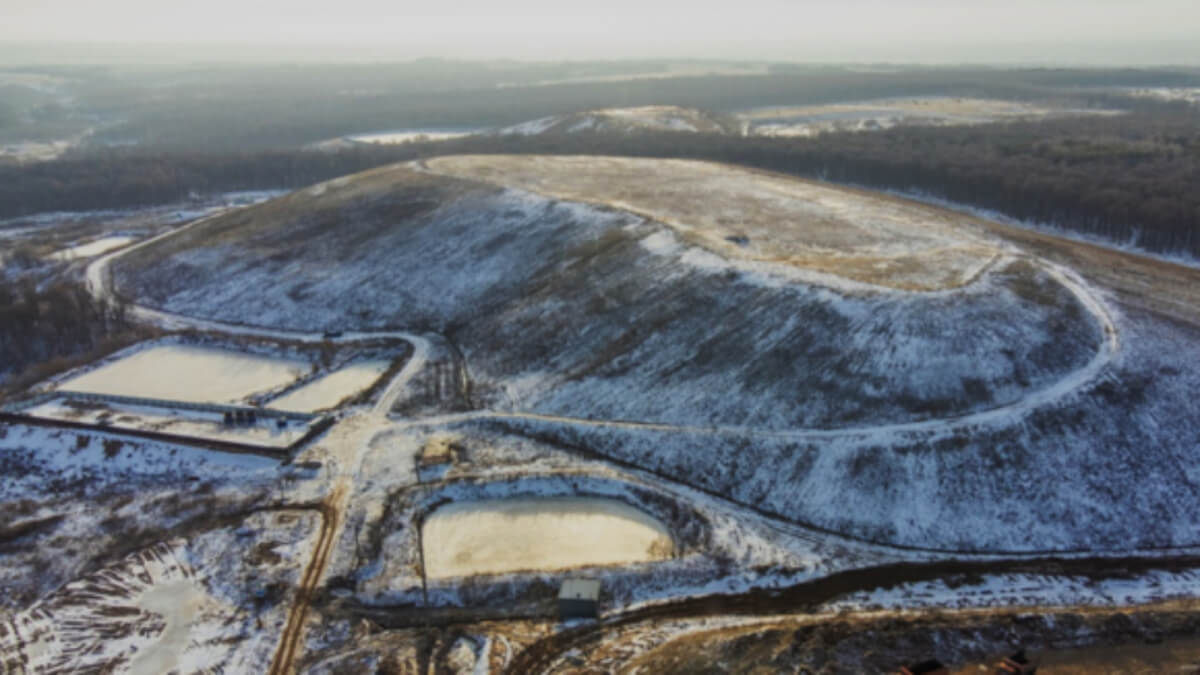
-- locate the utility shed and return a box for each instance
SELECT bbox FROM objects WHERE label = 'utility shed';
[558,579,601,620]
[419,434,459,467]
[417,434,460,481]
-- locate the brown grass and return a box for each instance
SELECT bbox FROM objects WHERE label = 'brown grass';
[426,155,1001,291]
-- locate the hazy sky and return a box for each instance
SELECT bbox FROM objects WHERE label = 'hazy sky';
[2,0,1198,64]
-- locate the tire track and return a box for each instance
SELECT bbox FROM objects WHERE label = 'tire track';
[268,491,341,675]
[75,170,1133,673]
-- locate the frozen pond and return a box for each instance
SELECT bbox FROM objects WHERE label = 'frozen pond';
[58,344,310,404]
[267,359,390,412]
[422,497,674,579]
[50,236,136,260]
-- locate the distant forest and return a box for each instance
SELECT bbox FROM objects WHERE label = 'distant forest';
[4,97,1200,258]
[6,63,1195,151]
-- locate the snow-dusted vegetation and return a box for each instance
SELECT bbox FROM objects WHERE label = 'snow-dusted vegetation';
[112,159,1104,432]
[100,154,1200,555]
[737,96,1121,137]
[0,510,319,672]
[476,295,1200,553]
[489,99,1118,141]
[0,423,280,610]
[9,148,1200,672]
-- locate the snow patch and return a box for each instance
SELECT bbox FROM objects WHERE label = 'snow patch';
[49,236,136,261]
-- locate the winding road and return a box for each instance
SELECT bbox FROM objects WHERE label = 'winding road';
[74,181,1137,673]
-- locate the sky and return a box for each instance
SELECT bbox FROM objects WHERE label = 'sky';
[2,0,1198,64]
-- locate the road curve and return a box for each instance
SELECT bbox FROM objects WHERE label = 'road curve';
[75,181,1131,673]
[86,185,1120,446]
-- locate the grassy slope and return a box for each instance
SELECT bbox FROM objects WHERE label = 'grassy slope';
[496,303,1200,551]
[109,159,1200,551]
[112,162,1101,431]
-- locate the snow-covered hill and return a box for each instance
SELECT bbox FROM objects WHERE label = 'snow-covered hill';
[113,159,1102,432]
[108,155,1200,552]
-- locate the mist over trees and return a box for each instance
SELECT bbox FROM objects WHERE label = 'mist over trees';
[7,62,1194,152]
[4,101,1198,258]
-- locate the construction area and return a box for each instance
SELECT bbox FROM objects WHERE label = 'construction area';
[4,154,1200,673]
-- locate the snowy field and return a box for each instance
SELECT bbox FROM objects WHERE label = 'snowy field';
[489,298,1200,553]
[0,510,320,673]
[0,423,278,505]
[497,106,730,136]
[48,235,136,260]
[736,97,1122,137]
[347,129,477,144]
[107,156,1200,553]
[113,159,1104,432]
[421,497,674,579]
[57,344,310,404]
[267,359,390,412]
[0,422,282,609]
[343,429,863,613]
[1123,87,1200,106]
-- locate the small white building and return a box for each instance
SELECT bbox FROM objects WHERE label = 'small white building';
[558,579,601,620]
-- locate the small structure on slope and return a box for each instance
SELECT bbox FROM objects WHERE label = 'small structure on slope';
[417,434,461,481]
[558,579,601,620]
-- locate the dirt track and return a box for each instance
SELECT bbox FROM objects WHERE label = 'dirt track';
[59,159,1200,671]
[503,553,1200,673]
[268,494,339,675]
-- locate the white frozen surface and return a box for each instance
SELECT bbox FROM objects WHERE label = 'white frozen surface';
[25,399,307,447]
[347,129,476,144]
[422,497,674,579]
[738,97,1122,137]
[58,344,310,404]
[49,235,136,260]
[267,359,390,412]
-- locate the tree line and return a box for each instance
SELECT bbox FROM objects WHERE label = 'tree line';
[2,102,1198,257]
[79,64,1193,152]
[0,278,140,393]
